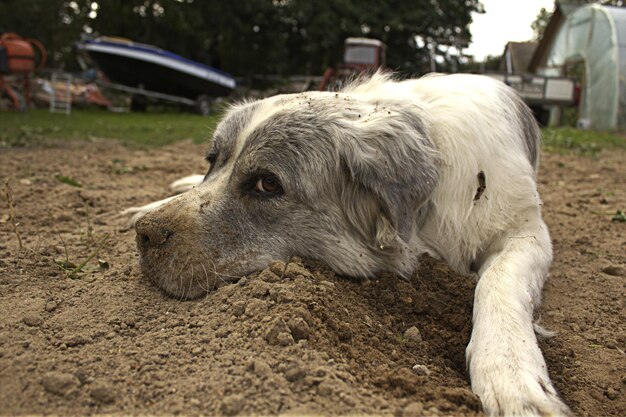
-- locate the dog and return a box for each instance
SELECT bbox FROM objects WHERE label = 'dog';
[125,73,570,416]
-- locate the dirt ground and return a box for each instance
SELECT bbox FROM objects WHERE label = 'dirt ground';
[0,139,624,416]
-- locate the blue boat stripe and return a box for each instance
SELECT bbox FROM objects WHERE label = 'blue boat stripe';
[82,40,236,89]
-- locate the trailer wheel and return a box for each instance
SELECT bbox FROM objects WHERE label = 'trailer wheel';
[195,95,212,116]
[130,95,147,112]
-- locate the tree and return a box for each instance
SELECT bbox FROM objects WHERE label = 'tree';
[0,0,484,77]
[531,7,552,41]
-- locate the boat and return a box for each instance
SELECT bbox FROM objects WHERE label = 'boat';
[78,37,236,112]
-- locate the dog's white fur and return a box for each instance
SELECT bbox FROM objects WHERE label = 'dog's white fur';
[126,74,569,416]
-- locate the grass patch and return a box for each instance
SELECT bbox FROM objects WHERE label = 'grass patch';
[542,127,626,157]
[0,108,220,148]
[2,110,623,154]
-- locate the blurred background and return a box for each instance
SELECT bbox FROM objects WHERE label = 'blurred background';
[0,0,625,145]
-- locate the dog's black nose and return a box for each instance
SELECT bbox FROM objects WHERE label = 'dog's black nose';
[135,217,173,250]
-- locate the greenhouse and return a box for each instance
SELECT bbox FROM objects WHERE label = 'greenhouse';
[529,4,626,130]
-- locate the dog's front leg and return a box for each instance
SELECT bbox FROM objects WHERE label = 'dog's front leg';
[467,214,570,416]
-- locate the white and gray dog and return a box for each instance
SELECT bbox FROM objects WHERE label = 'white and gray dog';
[125,73,570,416]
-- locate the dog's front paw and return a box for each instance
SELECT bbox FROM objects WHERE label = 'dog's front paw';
[467,340,571,417]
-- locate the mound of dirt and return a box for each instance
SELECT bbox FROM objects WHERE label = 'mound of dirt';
[0,140,624,416]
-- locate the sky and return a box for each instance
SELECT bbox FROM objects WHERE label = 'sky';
[465,0,556,61]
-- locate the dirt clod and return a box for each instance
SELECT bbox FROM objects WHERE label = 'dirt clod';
[220,394,245,416]
[265,319,294,346]
[601,265,625,276]
[44,301,58,312]
[402,401,425,417]
[284,365,306,382]
[22,314,43,327]
[404,326,422,343]
[287,317,310,341]
[258,268,281,283]
[244,298,268,317]
[89,381,116,404]
[41,372,80,397]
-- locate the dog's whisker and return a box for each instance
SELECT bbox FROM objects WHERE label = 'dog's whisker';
[199,262,211,295]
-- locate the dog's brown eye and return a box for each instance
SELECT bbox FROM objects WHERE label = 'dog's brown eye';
[255,176,282,194]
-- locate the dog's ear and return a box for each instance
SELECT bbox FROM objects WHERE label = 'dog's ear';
[339,102,439,250]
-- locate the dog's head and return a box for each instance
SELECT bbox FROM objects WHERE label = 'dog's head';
[135,84,439,299]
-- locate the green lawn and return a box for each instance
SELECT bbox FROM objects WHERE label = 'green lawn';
[0,109,624,154]
[542,127,626,157]
[0,109,220,148]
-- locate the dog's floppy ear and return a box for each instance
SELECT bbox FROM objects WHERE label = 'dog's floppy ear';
[339,102,439,250]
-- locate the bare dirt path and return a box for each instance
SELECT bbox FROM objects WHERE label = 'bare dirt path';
[0,140,624,416]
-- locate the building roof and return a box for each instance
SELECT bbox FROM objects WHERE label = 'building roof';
[501,41,538,73]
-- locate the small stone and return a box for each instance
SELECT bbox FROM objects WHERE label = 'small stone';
[44,301,58,313]
[90,382,116,404]
[41,372,80,397]
[191,346,203,355]
[605,387,618,400]
[412,364,431,376]
[605,339,618,349]
[404,326,422,343]
[220,394,244,416]
[402,401,425,417]
[601,266,625,277]
[23,314,43,327]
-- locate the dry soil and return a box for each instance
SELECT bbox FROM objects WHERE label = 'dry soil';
[0,140,624,416]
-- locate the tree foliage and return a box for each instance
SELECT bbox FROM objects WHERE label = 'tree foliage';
[531,7,552,41]
[0,0,483,76]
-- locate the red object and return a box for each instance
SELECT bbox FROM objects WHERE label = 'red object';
[0,33,47,110]
[320,38,386,91]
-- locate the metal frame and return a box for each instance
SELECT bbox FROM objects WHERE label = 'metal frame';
[97,80,195,106]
